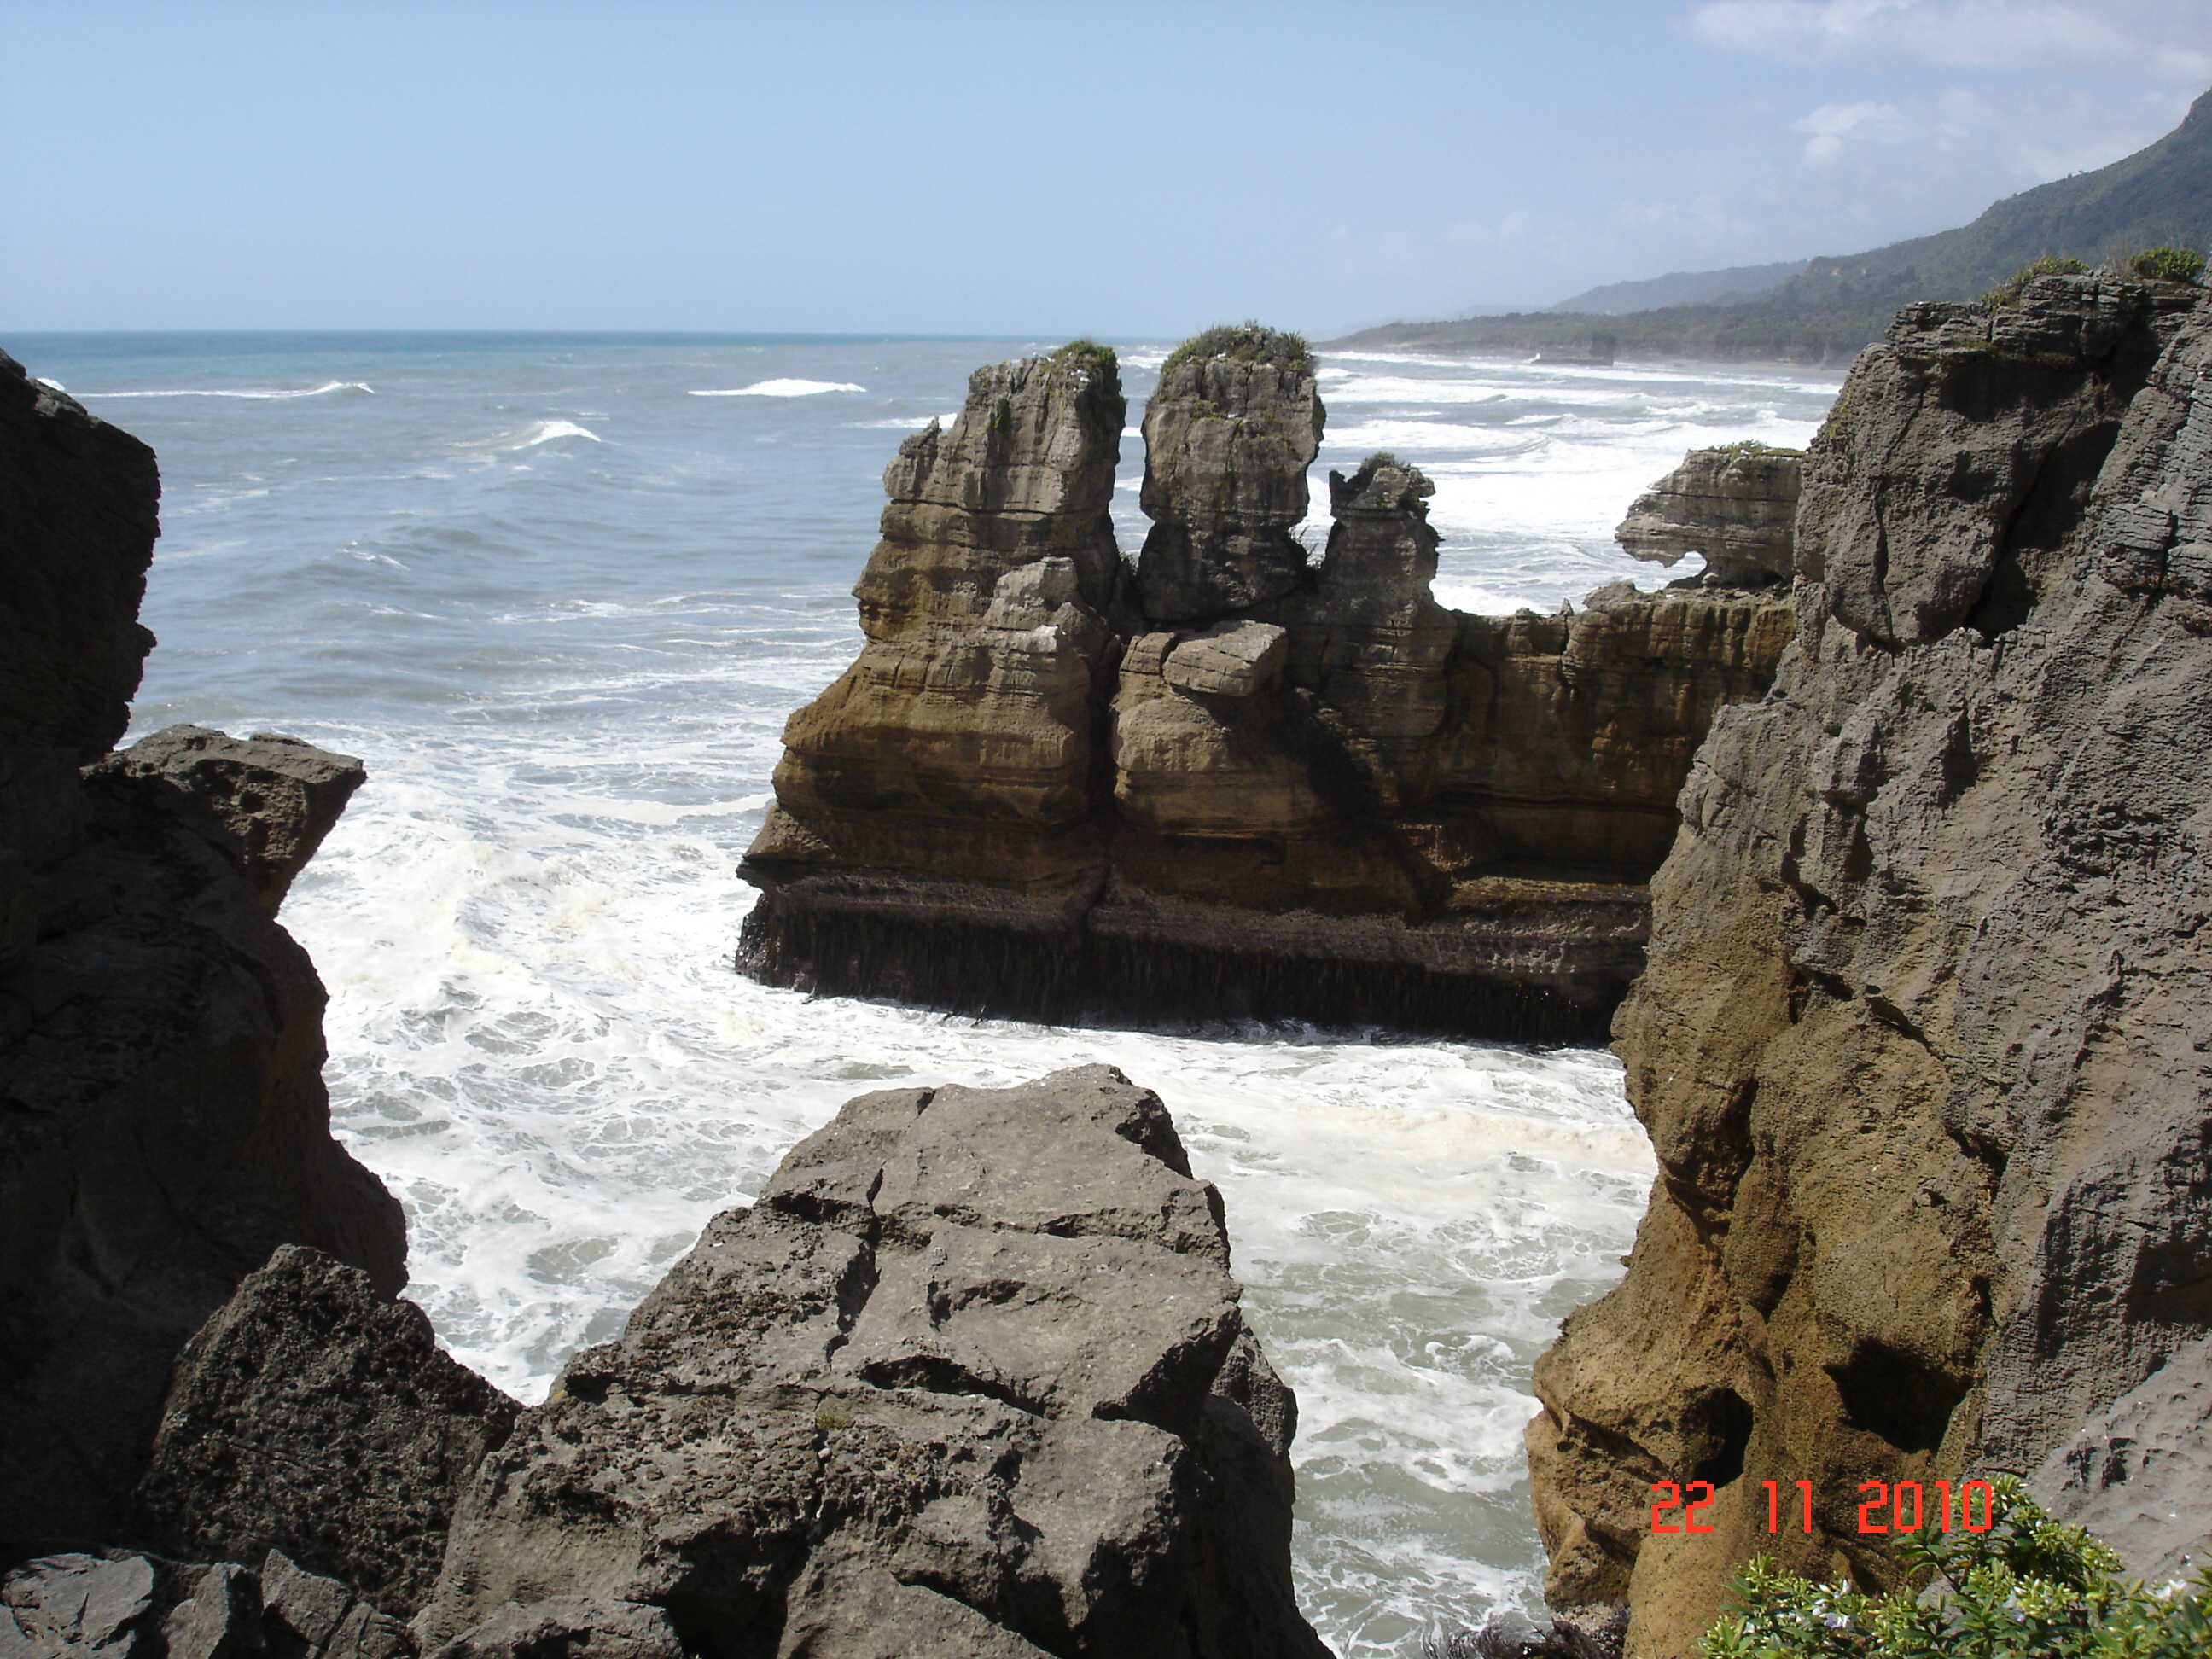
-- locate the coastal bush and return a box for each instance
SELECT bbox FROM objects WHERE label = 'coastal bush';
[1162,321,1313,377]
[1711,439,1805,459]
[1049,337,1117,380]
[1699,1478,2212,1658]
[1980,256,2091,311]
[2118,247,2205,285]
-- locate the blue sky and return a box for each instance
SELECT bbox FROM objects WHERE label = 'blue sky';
[4,0,2204,335]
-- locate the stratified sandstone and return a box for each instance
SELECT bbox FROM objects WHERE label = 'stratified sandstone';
[1614,443,1801,587]
[418,1066,1330,1659]
[0,348,406,1548]
[1135,327,1324,620]
[1528,275,2212,1656]
[137,1246,521,1618]
[742,341,1794,1039]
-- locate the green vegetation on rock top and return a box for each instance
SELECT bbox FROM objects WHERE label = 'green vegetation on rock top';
[1981,255,2093,311]
[2123,245,2207,284]
[1162,321,1313,378]
[1701,1478,2212,1659]
[1048,337,1118,381]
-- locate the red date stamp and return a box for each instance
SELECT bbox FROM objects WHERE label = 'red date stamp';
[1650,1478,1998,1535]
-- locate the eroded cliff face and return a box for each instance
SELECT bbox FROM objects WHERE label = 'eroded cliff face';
[742,331,1795,1037]
[0,350,407,1546]
[1528,275,2212,1656]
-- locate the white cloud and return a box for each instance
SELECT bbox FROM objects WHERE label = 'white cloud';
[1688,1,2207,76]
[1794,99,1911,166]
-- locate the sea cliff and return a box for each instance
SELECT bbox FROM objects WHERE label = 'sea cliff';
[1527,273,2212,1656]
[739,328,1794,1038]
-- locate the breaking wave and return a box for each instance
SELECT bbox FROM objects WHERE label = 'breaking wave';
[690,379,867,398]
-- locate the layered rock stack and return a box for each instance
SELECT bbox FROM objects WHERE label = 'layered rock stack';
[1614,441,1802,586]
[1528,275,2212,1655]
[0,352,408,1547]
[742,327,1796,1037]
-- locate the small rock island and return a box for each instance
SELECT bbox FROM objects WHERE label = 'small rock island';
[739,327,1793,1039]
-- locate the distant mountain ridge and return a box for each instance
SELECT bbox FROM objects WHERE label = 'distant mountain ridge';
[1337,88,2212,362]
[1548,259,1807,315]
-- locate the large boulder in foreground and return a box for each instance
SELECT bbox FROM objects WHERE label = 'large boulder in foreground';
[0,347,406,1547]
[419,1066,1329,1659]
[1528,275,2212,1656]
[137,1246,521,1619]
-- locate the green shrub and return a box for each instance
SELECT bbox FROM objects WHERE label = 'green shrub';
[1980,256,2091,311]
[1049,337,1117,380]
[1161,321,1313,377]
[1700,1478,2212,1658]
[2119,247,2205,285]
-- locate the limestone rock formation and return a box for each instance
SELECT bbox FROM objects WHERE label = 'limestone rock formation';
[0,349,406,1549]
[417,1066,1329,1659]
[1528,273,2212,1656]
[96,725,366,916]
[742,341,1796,1039]
[137,1246,521,1618]
[1614,443,1801,586]
[744,346,1125,941]
[1135,326,1324,620]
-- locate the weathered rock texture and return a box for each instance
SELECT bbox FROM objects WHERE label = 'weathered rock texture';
[1614,443,1801,586]
[742,336,1796,1039]
[0,348,406,1550]
[417,1066,1330,1659]
[137,1247,521,1618]
[0,1548,412,1659]
[1528,275,2212,1656]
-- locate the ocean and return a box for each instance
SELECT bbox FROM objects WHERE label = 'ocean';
[14,330,1838,1655]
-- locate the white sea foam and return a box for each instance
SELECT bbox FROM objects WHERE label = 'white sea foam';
[79,380,375,399]
[1119,348,1170,370]
[847,413,957,430]
[35,376,65,391]
[690,379,866,398]
[512,419,602,449]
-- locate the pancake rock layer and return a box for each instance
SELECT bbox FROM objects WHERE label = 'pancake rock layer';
[741,329,1795,1038]
[1527,275,2212,1655]
[1614,442,1802,587]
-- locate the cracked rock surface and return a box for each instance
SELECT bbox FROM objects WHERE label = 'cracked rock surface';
[417,1065,1328,1659]
[1528,274,2212,1657]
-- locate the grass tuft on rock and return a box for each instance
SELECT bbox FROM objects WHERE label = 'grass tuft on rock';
[1161,321,1313,378]
[2118,246,2205,285]
[1048,337,1118,381]
[1980,255,2092,311]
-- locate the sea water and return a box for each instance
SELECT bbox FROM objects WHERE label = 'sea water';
[14,330,1838,1655]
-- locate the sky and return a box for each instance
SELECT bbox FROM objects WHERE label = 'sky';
[3,0,2206,336]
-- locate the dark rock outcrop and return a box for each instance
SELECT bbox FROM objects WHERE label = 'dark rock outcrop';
[96,726,366,917]
[742,339,1796,1039]
[417,1065,1329,1659]
[0,350,406,1551]
[0,1548,410,1659]
[137,1247,521,1618]
[1614,444,1801,587]
[1528,274,2212,1656]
